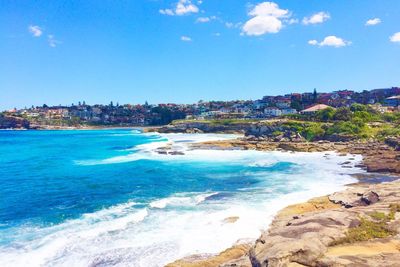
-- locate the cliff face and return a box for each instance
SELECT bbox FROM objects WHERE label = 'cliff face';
[0,115,30,129]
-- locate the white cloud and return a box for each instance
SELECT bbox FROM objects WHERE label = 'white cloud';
[225,22,242,29]
[242,2,290,36]
[160,0,199,16]
[197,17,210,23]
[390,32,400,43]
[225,22,234,28]
[243,16,282,35]
[159,9,174,16]
[28,25,42,37]
[248,2,289,17]
[365,18,381,26]
[308,36,351,47]
[181,36,192,42]
[196,16,216,23]
[302,12,330,25]
[286,18,299,25]
[308,39,318,46]
[48,35,61,47]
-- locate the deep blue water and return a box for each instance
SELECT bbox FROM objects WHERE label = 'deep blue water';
[0,129,359,267]
[0,130,265,227]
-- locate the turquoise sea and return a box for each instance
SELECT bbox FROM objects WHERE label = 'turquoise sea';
[0,129,362,266]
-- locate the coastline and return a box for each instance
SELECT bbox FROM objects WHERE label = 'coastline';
[2,131,364,266]
[2,128,399,266]
[162,135,400,267]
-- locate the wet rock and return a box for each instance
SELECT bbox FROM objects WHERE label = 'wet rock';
[360,191,379,205]
[168,151,185,155]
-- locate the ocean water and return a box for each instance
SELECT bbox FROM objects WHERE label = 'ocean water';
[0,129,363,267]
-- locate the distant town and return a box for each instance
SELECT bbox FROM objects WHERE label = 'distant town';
[1,87,400,129]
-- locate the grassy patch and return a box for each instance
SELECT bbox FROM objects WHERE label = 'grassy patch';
[369,211,387,221]
[388,203,400,221]
[331,218,395,245]
[331,204,400,246]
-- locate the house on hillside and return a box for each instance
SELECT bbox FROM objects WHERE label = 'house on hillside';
[384,95,400,107]
[281,108,298,115]
[300,104,332,114]
[275,98,291,109]
[264,107,282,117]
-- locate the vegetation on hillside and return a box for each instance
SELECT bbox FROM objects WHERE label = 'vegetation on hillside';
[172,104,400,141]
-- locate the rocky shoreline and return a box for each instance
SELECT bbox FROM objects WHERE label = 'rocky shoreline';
[189,137,400,174]
[167,180,400,267]
[164,136,400,267]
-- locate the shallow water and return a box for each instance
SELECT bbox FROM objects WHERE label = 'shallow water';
[0,129,363,266]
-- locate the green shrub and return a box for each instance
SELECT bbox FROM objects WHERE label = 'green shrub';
[377,127,400,139]
[326,121,361,135]
[350,103,367,112]
[333,107,353,121]
[316,107,336,122]
[382,112,400,123]
[302,124,325,141]
[353,111,379,123]
[331,217,395,245]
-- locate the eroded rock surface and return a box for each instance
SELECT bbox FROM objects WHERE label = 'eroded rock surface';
[246,180,400,267]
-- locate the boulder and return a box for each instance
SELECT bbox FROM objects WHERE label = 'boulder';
[329,190,379,208]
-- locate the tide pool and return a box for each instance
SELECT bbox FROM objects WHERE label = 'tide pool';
[0,129,363,266]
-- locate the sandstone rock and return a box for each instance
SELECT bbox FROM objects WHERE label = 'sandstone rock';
[329,190,379,208]
[237,180,400,267]
[360,191,379,205]
[166,244,251,267]
[249,210,358,267]
[222,216,239,224]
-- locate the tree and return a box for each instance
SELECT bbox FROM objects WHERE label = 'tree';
[333,107,353,121]
[290,100,303,111]
[316,107,336,122]
[350,103,367,112]
[313,88,318,103]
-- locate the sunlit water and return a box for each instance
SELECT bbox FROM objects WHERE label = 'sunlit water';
[0,129,363,266]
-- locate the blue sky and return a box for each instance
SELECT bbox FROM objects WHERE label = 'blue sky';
[1,0,400,110]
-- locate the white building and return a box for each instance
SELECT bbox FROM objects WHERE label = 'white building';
[281,108,298,115]
[264,107,282,117]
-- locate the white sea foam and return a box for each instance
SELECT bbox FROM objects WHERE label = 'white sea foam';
[149,192,219,209]
[75,133,240,166]
[1,133,365,267]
